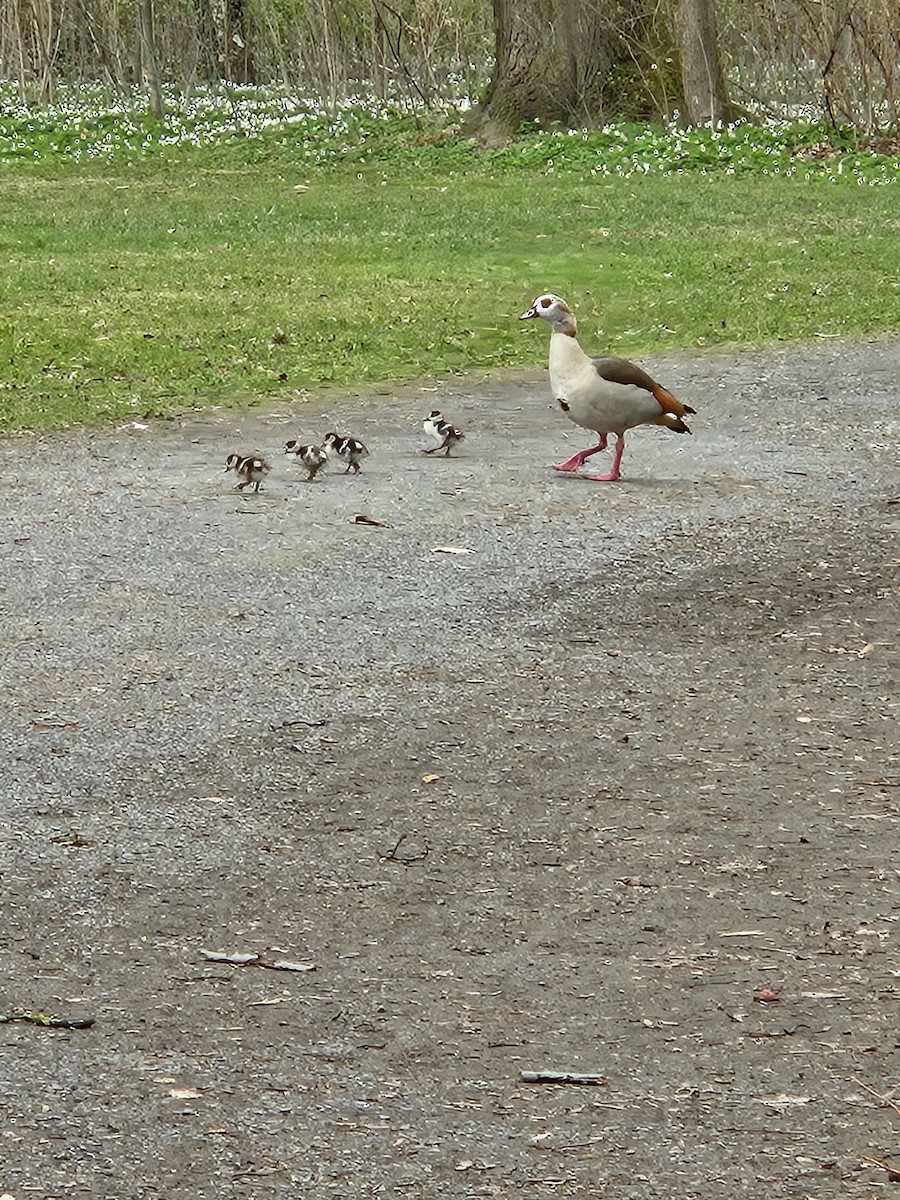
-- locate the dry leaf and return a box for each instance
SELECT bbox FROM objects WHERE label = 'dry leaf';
[421,773,441,784]
[431,545,472,555]
[753,987,781,1003]
[167,1087,203,1100]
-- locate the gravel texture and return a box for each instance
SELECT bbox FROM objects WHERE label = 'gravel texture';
[1,338,899,1199]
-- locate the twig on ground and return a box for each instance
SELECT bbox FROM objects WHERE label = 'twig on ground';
[852,1077,900,1120]
[352,513,390,527]
[270,718,328,729]
[200,951,316,973]
[381,833,429,864]
[715,1002,745,1023]
[862,1155,900,1181]
[0,1009,94,1029]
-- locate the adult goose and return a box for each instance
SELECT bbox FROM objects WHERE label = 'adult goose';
[520,293,695,481]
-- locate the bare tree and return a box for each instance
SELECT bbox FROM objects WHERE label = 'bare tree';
[194,0,220,80]
[30,0,62,102]
[674,0,737,124]
[225,0,254,82]
[136,0,164,116]
[71,0,130,94]
[720,0,900,130]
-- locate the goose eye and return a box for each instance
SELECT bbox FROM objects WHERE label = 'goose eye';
[540,297,552,308]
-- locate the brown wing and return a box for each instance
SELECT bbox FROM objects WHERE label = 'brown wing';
[593,356,696,419]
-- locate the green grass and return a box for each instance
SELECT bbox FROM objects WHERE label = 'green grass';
[2,97,900,433]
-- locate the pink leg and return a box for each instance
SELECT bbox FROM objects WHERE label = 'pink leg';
[553,434,608,473]
[585,434,626,482]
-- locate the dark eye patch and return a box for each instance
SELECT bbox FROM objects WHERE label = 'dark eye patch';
[540,297,552,308]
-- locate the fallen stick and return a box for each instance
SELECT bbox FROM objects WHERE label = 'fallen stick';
[352,514,390,527]
[520,1071,607,1086]
[200,950,315,973]
[0,1009,94,1029]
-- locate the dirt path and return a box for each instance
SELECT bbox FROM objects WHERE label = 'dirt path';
[1,338,898,1199]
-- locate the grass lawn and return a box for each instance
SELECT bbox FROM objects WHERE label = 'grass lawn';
[1,107,899,434]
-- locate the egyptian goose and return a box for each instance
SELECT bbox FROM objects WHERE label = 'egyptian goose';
[285,439,329,481]
[520,294,695,481]
[225,453,271,493]
[422,410,465,456]
[323,432,369,474]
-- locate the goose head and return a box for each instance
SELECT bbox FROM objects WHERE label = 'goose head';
[520,294,577,334]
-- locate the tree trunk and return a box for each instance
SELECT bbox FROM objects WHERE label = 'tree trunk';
[468,0,624,142]
[136,0,164,118]
[468,0,664,143]
[225,0,254,83]
[673,0,736,125]
[12,0,30,102]
[31,0,59,104]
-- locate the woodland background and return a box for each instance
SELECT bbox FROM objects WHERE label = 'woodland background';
[2,0,899,134]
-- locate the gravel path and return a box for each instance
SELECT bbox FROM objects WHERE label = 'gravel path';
[1,338,898,1199]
